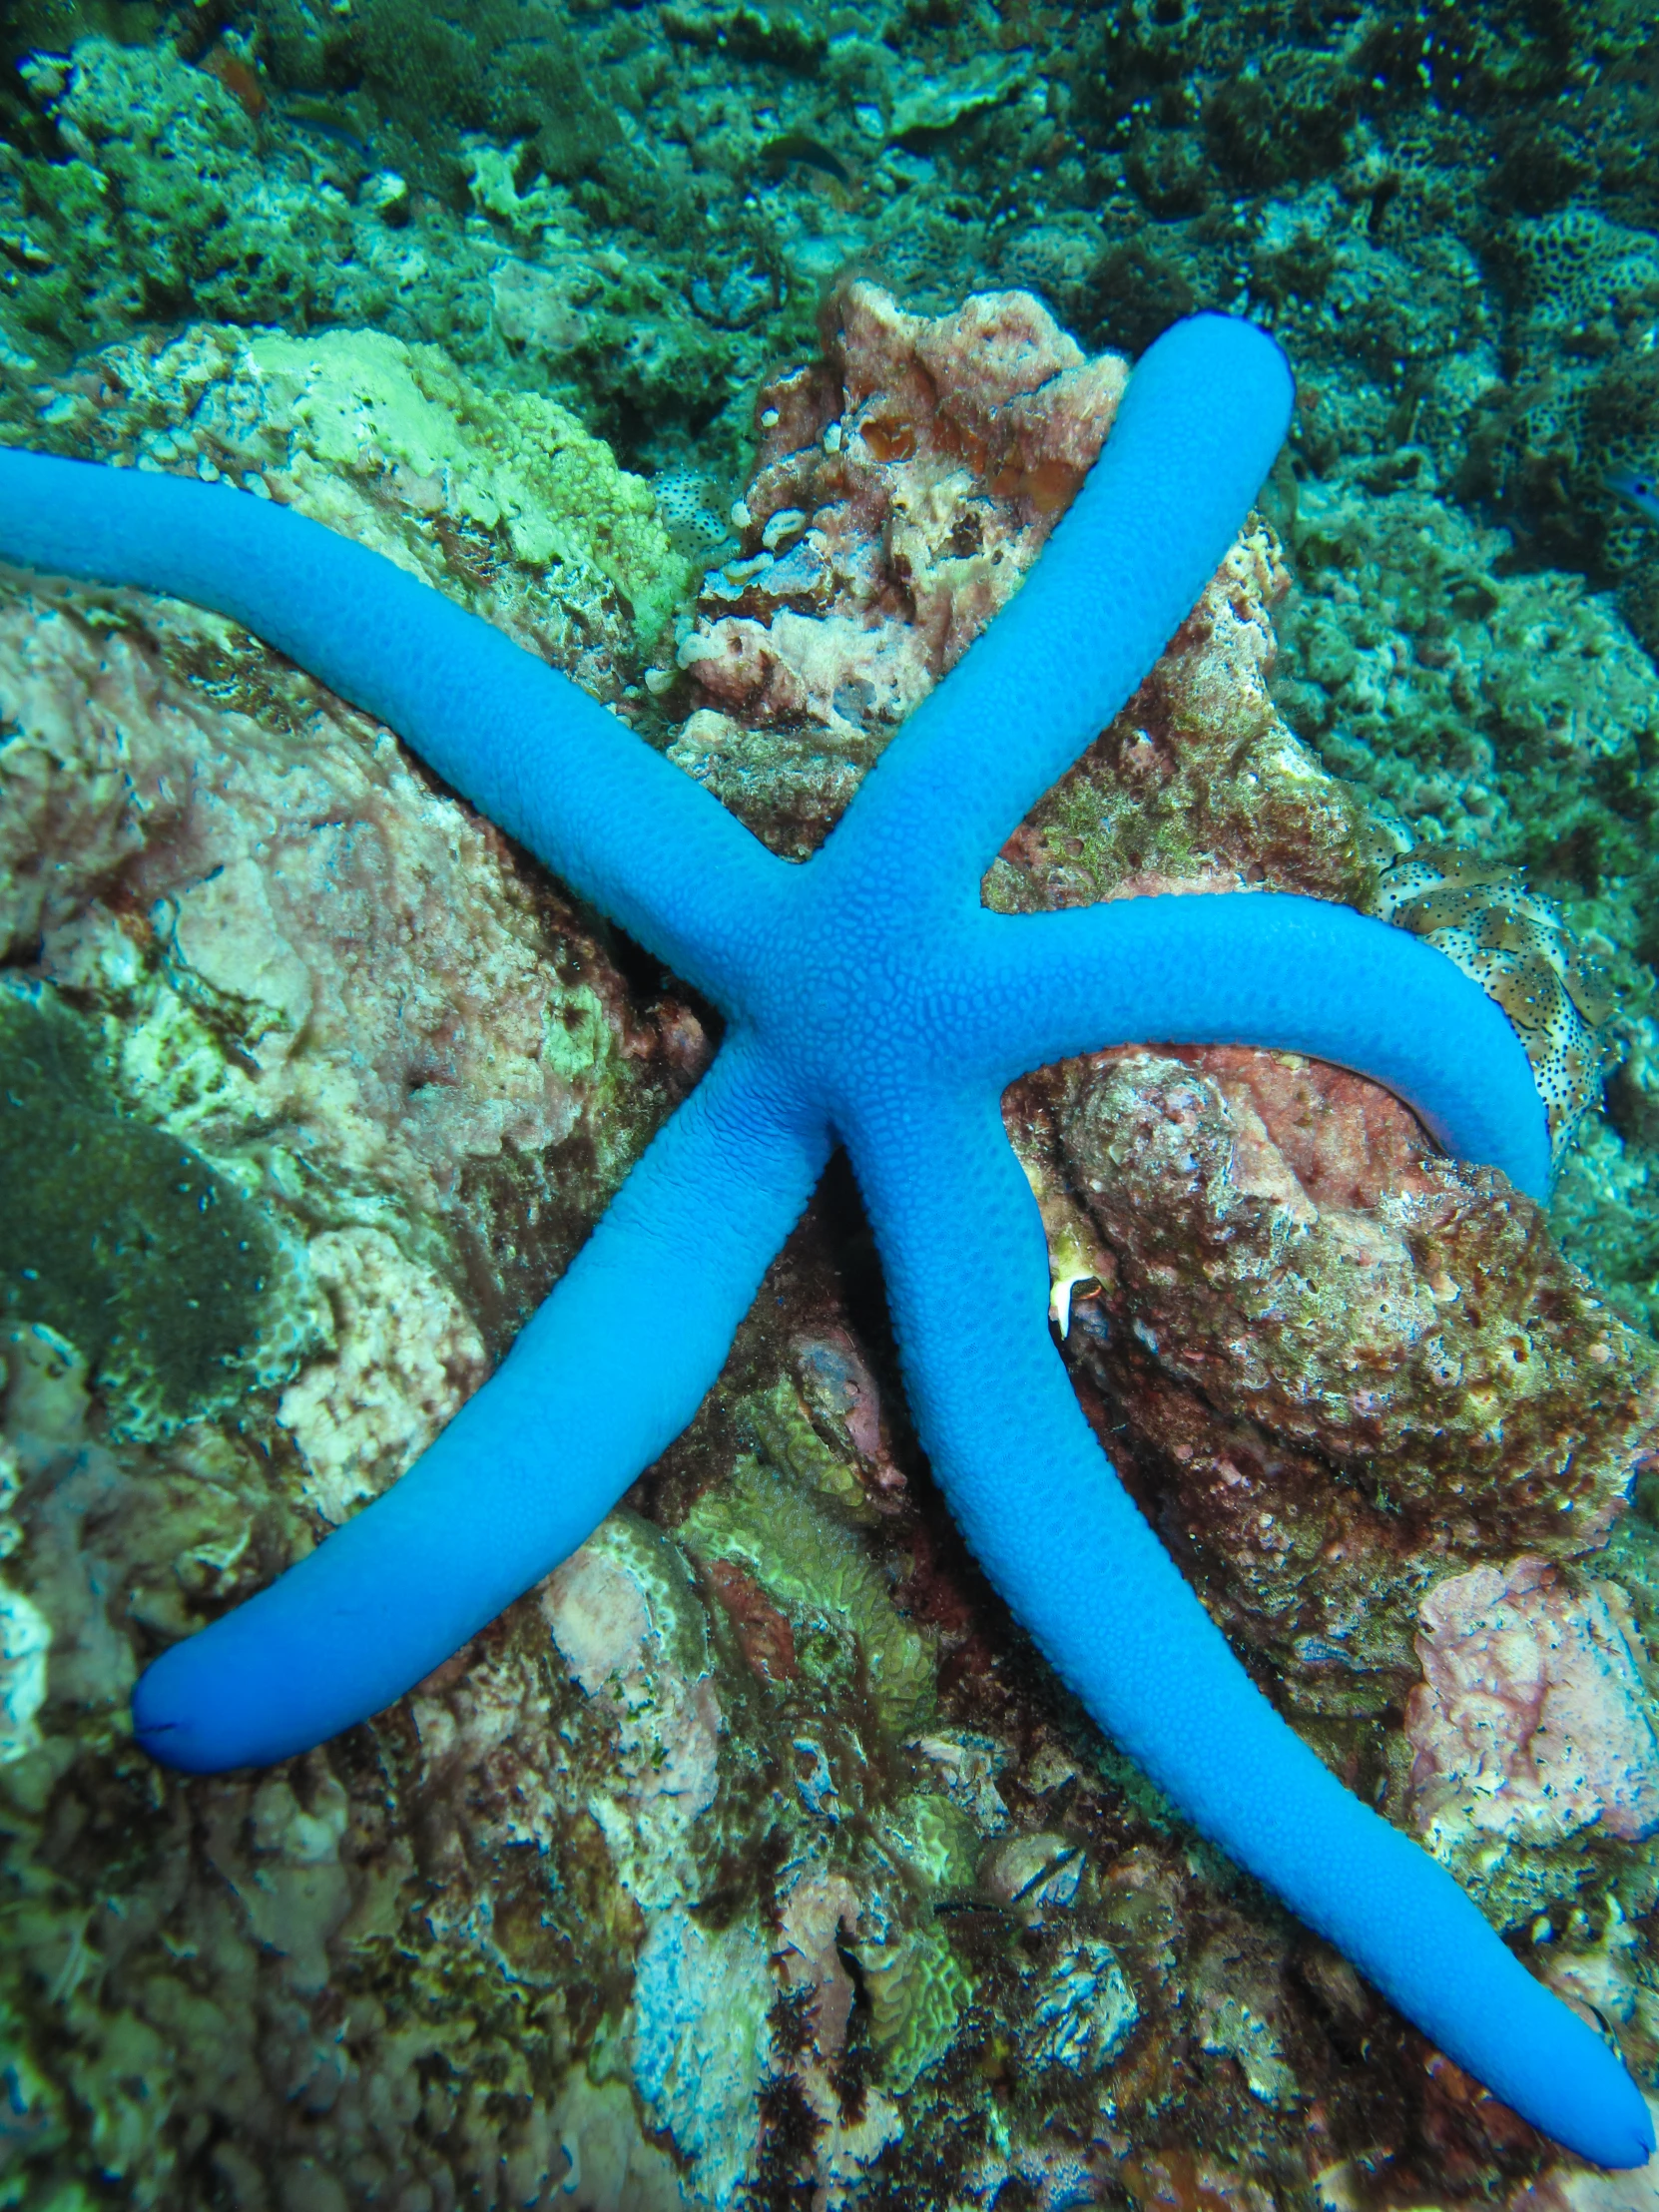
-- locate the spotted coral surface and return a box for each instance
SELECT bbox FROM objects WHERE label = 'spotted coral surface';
[1370,846,1610,1163]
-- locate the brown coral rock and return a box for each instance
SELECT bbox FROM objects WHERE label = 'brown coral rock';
[1038,1042,1657,1693]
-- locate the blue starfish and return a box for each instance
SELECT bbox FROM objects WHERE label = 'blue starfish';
[0,313,1648,2169]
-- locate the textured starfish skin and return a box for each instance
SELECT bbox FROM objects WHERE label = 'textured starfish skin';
[0,314,1648,2168]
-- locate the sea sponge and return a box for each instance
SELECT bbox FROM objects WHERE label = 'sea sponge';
[1507,208,1659,337]
[0,985,311,1437]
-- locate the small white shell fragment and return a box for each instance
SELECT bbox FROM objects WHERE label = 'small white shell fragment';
[761,507,807,551]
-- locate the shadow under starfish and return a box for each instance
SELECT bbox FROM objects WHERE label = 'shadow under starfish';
[0,312,1648,2169]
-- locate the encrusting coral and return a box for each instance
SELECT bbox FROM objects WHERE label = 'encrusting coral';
[3,280,1659,2212]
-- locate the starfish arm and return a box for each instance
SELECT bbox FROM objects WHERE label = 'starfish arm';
[0,448,790,1002]
[132,1036,830,1773]
[946,892,1552,1200]
[847,1083,1653,2169]
[820,314,1294,915]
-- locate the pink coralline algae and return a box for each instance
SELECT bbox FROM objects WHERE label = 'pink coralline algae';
[1409,1557,1659,1851]
[668,280,1131,851]
[1049,1043,1652,1567]
[1023,1028,1659,1984]
[4,278,1659,2211]
[0,581,654,1222]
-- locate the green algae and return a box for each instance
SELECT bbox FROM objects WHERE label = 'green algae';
[592,1507,714,1692]
[247,324,693,649]
[262,0,620,198]
[738,1375,876,1524]
[874,1790,981,1893]
[681,1451,935,1738]
[9,40,354,358]
[0,983,287,1436]
[850,1919,972,2094]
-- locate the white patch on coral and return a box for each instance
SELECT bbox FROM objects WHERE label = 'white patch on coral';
[489,256,588,356]
[2,1328,147,1730]
[909,1729,1010,1831]
[631,1906,773,2212]
[677,608,932,745]
[547,2071,688,2212]
[276,1227,487,1522]
[982,1833,1084,1927]
[1508,2097,1659,2211]
[163,854,314,1061]
[1408,1555,1659,1851]
[543,1523,723,1910]
[0,1582,50,1765]
[774,1866,905,2201]
[0,1435,49,1765]
[212,1770,353,2002]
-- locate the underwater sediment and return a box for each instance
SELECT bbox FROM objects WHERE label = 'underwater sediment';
[0,3,1658,2207]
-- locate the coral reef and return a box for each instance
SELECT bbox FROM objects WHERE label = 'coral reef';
[0,0,1636,1343]
[2,267,1657,2207]
[0,0,1657,2191]
[0,986,309,1438]
[1409,1556,1659,1857]
[9,315,687,658]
